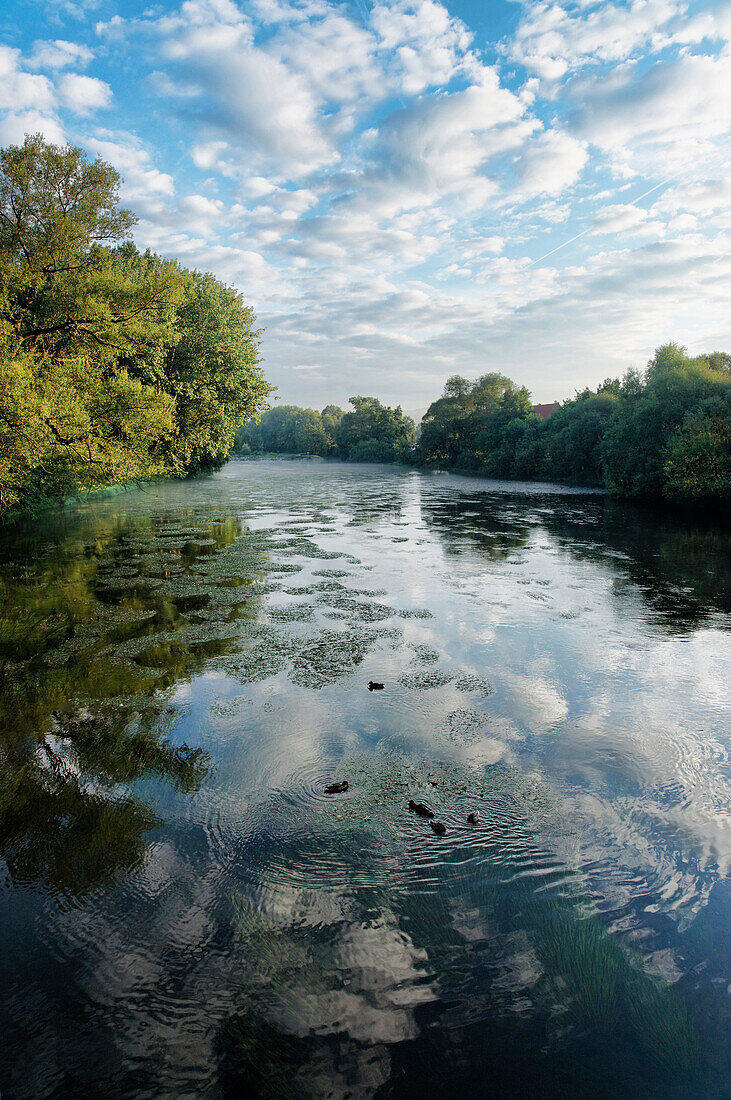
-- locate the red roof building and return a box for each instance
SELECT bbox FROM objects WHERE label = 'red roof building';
[532,402,560,420]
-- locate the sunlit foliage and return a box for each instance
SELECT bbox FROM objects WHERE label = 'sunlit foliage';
[0,134,271,518]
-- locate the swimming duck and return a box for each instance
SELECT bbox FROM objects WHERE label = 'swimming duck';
[430,821,447,835]
[324,780,349,794]
[467,812,480,825]
[408,799,434,818]
[368,681,384,691]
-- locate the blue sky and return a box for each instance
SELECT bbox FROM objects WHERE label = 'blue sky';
[2,0,730,411]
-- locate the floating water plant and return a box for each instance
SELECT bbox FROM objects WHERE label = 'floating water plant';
[398,669,455,689]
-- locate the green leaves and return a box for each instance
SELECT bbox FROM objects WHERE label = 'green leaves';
[414,345,730,504]
[0,135,271,518]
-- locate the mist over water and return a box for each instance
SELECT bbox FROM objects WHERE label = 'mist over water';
[0,459,728,1099]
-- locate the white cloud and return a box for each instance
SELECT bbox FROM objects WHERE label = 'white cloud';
[57,73,112,114]
[0,111,65,147]
[28,39,94,70]
[572,52,731,174]
[87,136,175,205]
[0,45,56,114]
[517,128,587,197]
[370,0,473,94]
[591,203,649,234]
[510,0,695,81]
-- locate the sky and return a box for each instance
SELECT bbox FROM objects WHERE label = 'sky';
[1,0,730,413]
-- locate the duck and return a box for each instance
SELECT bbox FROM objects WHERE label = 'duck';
[467,811,480,825]
[368,681,384,691]
[430,821,447,835]
[324,780,349,794]
[408,799,434,818]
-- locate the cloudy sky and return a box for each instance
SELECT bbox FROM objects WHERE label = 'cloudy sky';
[2,0,730,410]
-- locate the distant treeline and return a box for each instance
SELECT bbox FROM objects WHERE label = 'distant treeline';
[234,397,415,463]
[0,135,270,520]
[236,344,730,505]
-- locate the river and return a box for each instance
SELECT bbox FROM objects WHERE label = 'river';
[0,458,729,1098]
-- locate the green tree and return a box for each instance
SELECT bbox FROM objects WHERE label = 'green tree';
[155,269,269,474]
[602,344,728,499]
[663,394,731,503]
[335,396,414,461]
[0,135,270,515]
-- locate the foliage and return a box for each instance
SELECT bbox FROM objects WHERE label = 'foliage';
[0,134,270,519]
[417,373,532,468]
[235,404,339,456]
[662,394,731,503]
[601,344,729,501]
[414,345,730,504]
[334,395,415,461]
[234,396,414,463]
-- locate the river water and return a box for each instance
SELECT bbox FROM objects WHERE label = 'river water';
[0,458,729,1099]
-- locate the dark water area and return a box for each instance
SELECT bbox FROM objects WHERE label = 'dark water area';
[0,458,728,1099]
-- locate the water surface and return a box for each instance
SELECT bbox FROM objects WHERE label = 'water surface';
[0,459,729,1098]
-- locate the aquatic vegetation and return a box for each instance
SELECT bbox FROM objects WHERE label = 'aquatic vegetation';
[442,708,490,743]
[209,695,252,717]
[268,604,316,624]
[454,674,495,696]
[535,900,698,1070]
[398,607,434,619]
[289,629,377,688]
[398,668,455,689]
[220,639,292,684]
[410,644,440,664]
[267,537,343,560]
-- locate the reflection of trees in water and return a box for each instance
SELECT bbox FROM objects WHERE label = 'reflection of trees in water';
[0,508,261,900]
[345,487,408,527]
[419,492,533,562]
[420,486,729,632]
[543,498,730,633]
[0,707,205,900]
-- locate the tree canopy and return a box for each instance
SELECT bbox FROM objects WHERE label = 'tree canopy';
[412,344,730,504]
[0,134,271,518]
[234,397,414,463]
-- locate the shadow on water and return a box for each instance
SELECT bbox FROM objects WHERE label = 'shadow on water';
[544,498,731,633]
[419,492,534,563]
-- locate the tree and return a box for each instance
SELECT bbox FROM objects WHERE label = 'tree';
[153,269,269,474]
[602,344,728,499]
[663,394,731,503]
[335,396,414,461]
[0,135,270,514]
[418,373,531,468]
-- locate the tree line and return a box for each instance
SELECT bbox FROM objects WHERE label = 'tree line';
[235,346,730,505]
[234,396,416,463]
[415,347,729,503]
[0,134,270,520]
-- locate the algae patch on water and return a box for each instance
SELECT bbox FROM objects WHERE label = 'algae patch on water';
[442,708,491,744]
[399,669,455,690]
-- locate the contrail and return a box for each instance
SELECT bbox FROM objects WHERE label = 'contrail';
[528,176,676,268]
